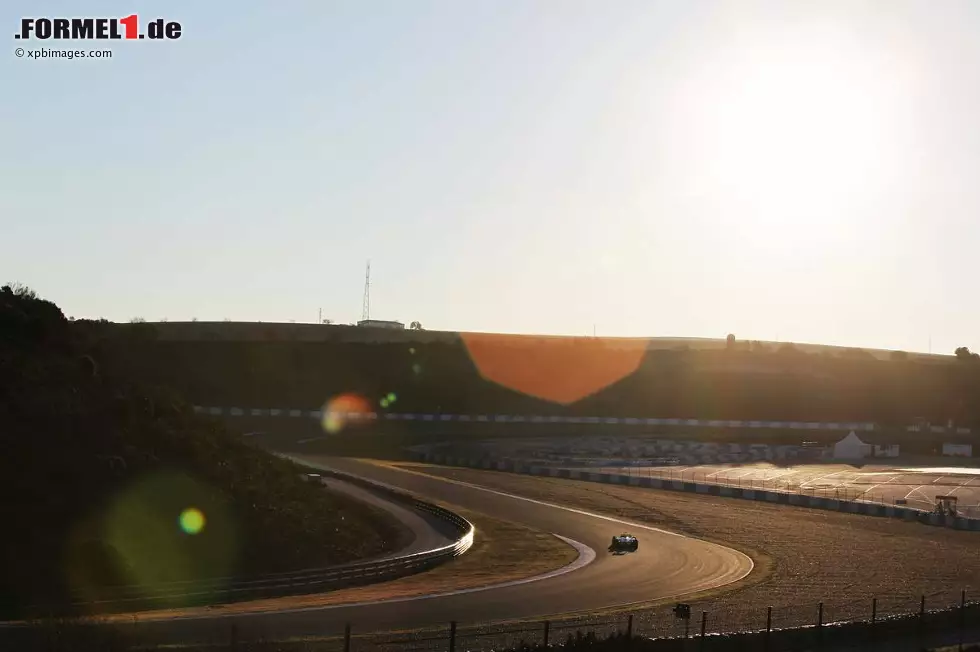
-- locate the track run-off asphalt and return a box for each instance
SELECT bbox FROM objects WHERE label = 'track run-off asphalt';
[128,457,753,646]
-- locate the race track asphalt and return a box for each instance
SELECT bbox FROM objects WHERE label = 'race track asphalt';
[129,457,752,646]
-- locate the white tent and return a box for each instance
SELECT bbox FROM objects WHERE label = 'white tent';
[833,431,872,460]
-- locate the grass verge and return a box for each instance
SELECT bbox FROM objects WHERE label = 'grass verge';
[98,504,578,622]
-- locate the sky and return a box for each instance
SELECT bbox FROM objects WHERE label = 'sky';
[3,1,980,355]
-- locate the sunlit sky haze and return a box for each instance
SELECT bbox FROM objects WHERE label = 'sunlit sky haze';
[3,1,980,355]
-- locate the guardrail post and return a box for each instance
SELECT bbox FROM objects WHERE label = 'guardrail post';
[230,623,238,651]
[871,597,876,625]
[627,614,633,639]
[920,594,925,617]
[543,620,550,647]
[344,623,351,652]
[449,620,457,652]
[700,611,707,649]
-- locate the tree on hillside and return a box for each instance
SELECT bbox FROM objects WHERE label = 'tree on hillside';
[410,321,423,330]
[955,346,980,361]
[4,282,37,299]
[890,350,909,362]
[726,333,736,349]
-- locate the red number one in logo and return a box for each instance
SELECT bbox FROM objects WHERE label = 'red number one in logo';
[120,14,138,39]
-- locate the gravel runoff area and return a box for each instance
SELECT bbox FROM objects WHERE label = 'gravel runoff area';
[563,462,980,517]
[323,462,980,652]
[424,435,980,516]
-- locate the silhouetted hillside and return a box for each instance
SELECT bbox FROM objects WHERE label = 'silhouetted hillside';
[0,286,406,618]
[110,325,980,432]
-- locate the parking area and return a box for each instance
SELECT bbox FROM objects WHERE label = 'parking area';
[567,462,980,517]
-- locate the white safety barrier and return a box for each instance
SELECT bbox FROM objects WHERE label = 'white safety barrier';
[194,406,878,432]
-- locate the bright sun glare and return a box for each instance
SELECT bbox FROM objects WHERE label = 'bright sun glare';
[675,34,907,249]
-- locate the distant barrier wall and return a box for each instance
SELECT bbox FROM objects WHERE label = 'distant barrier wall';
[193,406,879,432]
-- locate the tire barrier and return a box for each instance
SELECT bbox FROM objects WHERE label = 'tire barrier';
[20,470,474,617]
[411,450,980,533]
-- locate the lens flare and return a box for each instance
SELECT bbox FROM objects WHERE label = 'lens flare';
[461,332,646,404]
[83,470,239,608]
[179,508,206,535]
[321,393,371,434]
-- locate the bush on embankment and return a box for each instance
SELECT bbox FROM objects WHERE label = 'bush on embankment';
[0,286,406,618]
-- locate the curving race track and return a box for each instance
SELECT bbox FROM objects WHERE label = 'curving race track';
[130,457,753,646]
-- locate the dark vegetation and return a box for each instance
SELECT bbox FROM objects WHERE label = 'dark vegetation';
[115,327,980,432]
[0,286,406,618]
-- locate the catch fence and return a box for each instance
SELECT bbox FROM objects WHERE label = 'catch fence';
[340,588,977,651]
[14,587,977,652]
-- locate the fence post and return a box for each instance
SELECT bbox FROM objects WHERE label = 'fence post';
[917,594,926,647]
[871,597,876,625]
[543,620,550,647]
[817,601,824,648]
[700,611,707,650]
[960,590,966,652]
[344,623,351,652]
[627,614,633,639]
[765,605,772,652]
[449,621,456,652]
[230,623,238,652]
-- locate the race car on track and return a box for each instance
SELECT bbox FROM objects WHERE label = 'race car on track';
[609,533,639,554]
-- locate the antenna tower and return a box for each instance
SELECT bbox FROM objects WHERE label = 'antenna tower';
[362,260,371,321]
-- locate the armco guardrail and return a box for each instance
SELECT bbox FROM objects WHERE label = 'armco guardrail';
[412,450,980,533]
[22,471,473,616]
[307,465,474,540]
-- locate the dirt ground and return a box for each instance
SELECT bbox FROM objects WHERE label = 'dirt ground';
[401,463,980,628]
[97,504,578,622]
[565,461,980,516]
